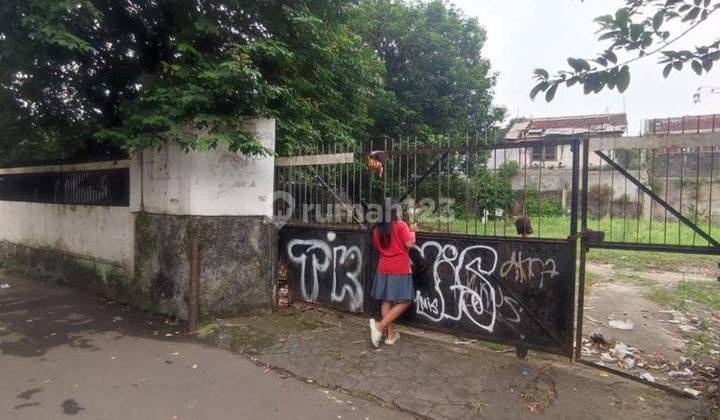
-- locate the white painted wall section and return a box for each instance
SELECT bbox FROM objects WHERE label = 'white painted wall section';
[0,202,134,270]
[138,118,276,217]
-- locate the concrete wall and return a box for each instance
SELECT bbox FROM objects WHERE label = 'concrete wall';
[138,118,275,217]
[0,160,134,272]
[134,213,277,319]
[0,117,279,320]
[0,201,134,270]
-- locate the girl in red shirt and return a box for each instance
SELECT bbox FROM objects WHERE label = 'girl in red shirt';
[368,204,418,348]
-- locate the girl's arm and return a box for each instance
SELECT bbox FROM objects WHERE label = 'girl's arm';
[403,222,417,249]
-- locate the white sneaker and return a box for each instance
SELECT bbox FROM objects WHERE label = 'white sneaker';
[369,319,382,348]
[384,332,400,345]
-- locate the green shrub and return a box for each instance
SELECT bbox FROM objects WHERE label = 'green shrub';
[524,188,563,217]
[588,184,613,218]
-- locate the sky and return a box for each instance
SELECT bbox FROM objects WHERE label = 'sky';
[452,0,720,134]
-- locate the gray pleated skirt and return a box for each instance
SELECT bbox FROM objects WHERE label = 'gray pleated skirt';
[371,273,415,302]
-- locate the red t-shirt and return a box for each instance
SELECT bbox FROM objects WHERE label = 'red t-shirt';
[372,221,415,274]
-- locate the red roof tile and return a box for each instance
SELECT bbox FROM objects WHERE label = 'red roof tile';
[526,113,627,130]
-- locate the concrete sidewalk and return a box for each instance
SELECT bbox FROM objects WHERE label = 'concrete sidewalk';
[0,271,411,420]
[202,305,710,419]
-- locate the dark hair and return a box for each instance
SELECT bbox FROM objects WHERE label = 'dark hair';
[375,199,399,249]
[515,216,533,235]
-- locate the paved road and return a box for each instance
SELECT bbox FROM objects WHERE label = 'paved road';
[0,272,409,420]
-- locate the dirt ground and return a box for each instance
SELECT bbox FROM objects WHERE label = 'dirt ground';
[582,256,719,402]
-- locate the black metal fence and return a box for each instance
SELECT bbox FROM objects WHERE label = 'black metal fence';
[274,135,581,241]
[583,141,720,253]
[0,168,130,206]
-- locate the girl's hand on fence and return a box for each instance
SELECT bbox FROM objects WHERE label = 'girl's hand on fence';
[409,222,419,232]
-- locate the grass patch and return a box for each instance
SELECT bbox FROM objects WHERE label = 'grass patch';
[425,215,720,247]
[583,270,601,296]
[647,281,720,312]
[195,322,219,338]
[684,331,717,358]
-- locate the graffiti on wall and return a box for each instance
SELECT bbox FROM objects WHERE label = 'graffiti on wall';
[279,226,574,354]
[284,230,365,312]
[412,242,524,334]
[408,236,572,352]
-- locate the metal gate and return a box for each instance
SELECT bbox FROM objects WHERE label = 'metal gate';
[274,135,581,357]
[574,120,720,396]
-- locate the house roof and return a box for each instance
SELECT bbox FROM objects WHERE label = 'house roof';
[645,114,720,134]
[506,113,627,140]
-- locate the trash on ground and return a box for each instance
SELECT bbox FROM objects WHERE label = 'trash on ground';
[589,333,605,345]
[639,373,656,383]
[0,283,10,289]
[683,388,702,397]
[600,353,616,363]
[608,319,634,330]
[521,369,529,377]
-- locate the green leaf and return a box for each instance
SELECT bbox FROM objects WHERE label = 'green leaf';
[617,65,630,93]
[663,63,673,78]
[605,50,618,64]
[545,83,559,102]
[683,7,701,21]
[568,57,590,72]
[702,58,713,72]
[530,81,548,99]
[533,68,549,79]
[652,11,664,30]
[691,60,703,75]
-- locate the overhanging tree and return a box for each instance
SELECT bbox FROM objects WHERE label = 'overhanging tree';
[530,0,720,101]
[0,0,385,161]
[354,0,505,141]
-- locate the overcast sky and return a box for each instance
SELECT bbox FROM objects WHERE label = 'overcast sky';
[453,0,720,134]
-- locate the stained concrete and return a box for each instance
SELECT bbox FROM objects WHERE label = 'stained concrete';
[0,271,410,420]
[202,307,710,419]
[134,212,277,320]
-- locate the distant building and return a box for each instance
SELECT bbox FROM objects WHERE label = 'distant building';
[645,113,720,135]
[496,113,627,170]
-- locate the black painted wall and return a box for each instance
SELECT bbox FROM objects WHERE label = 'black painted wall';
[279,226,575,355]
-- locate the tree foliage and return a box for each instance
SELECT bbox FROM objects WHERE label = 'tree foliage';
[353,0,504,142]
[0,0,504,162]
[531,0,720,101]
[0,0,385,160]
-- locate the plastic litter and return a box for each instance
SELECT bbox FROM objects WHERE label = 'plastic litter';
[608,319,634,330]
[0,283,10,289]
[520,369,529,377]
[639,373,656,383]
[683,388,702,398]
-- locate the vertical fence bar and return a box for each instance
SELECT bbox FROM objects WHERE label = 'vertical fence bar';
[474,133,479,236]
[597,151,603,232]
[465,133,470,235]
[649,150,656,244]
[503,146,509,237]
[622,163,628,242]
[636,149,642,243]
[664,148,670,244]
[694,148,700,246]
[609,154,615,241]
[383,138,388,203]
[537,144,543,238]
[710,147,715,240]
[437,135,442,232]
[574,138,589,360]
[678,148,685,244]
[492,131,499,236]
